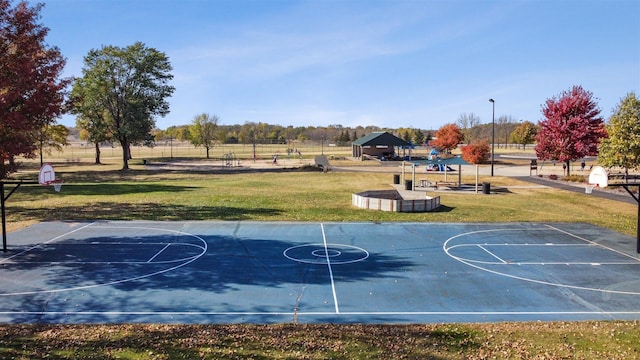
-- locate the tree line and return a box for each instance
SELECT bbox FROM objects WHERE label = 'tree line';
[149,121,434,159]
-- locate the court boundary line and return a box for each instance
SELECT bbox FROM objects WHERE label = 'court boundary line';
[2,310,640,317]
[2,221,639,323]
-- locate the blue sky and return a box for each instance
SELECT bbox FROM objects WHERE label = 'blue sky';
[38,0,639,130]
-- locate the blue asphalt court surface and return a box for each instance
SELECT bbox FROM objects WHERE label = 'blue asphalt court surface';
[1,220,640,324]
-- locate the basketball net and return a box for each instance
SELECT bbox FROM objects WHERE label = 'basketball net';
[50,180,63,193]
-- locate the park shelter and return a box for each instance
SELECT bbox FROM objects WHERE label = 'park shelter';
[352,132,410,159]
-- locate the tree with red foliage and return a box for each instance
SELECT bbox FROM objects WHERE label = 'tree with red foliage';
[0,1,69,178]
[461,141,490,165]
[431,123,464,154]
[461,141,490,193]
[535,86,606,176]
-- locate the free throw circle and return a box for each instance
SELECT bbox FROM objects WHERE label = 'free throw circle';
[283,243,369,265]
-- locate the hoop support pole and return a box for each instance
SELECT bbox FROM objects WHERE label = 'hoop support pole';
[1,180,38,253]
[612,183,640,254]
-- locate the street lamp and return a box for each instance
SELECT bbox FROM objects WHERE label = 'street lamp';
[489,98,495,176]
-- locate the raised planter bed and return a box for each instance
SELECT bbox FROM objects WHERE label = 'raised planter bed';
[352,190,441,212]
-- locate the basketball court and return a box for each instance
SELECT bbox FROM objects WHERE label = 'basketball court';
[1,220,639,324]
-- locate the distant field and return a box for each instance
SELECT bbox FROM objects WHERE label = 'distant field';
[44,140,355,163]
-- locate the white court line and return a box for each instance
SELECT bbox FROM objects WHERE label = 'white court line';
[321,223,340,314]
[477,244,507,264]
[0,222,95,264]
[1,310,639,317]
[147,243,172,263]
[443,227,640,295]
[0,224,207,296]
[446,243,639,265]
[545,224,640,261]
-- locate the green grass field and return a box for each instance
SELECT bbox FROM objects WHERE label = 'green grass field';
[1,145,638,359]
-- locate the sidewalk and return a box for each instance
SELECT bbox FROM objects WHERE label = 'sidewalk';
[516,175,637,205]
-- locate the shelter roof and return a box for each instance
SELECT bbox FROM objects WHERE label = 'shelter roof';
[352,131,410,147]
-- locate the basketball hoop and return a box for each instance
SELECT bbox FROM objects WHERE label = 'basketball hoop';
[585,184,596,194]
[38,164,62,192]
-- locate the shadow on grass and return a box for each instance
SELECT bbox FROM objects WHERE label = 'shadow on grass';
[9,202,282,221]
[432,205,454,213]
[24,183,199,196]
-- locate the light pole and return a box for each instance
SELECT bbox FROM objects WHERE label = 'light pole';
[489,98,495,176]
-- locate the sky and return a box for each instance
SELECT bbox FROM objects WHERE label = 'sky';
[37,0,639,130]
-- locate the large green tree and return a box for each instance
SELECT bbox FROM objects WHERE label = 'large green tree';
[535,86,606,176]
[598,92,640,177]
[0,0,69,177]
[189,113,219,159]
[70,77,112,164]
[73,42,174,170]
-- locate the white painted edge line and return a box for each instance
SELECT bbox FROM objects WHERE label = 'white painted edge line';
[2,310,639,317]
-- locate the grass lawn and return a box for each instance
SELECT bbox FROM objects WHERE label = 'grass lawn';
[1,157,639,359]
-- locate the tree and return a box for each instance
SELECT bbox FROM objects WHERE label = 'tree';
[461,141,490,193]
[431,123,464,154]
[0,0,69,178]
[400,129,412,143]
[189,113,219,159]
[73,42,174,170]
[457,113,481,144]
[70,77,112,164]
[535,86,606,176]
[36,123,68,166]
[413,129,425,146]
[598,92,640,177]
[496,115,518,148]
[510,121,538,150]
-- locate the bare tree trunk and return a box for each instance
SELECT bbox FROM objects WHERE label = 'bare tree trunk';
[94,142,101,164]
[121,138,129,170]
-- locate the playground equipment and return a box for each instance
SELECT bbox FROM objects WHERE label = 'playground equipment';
[222,152,240,167]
